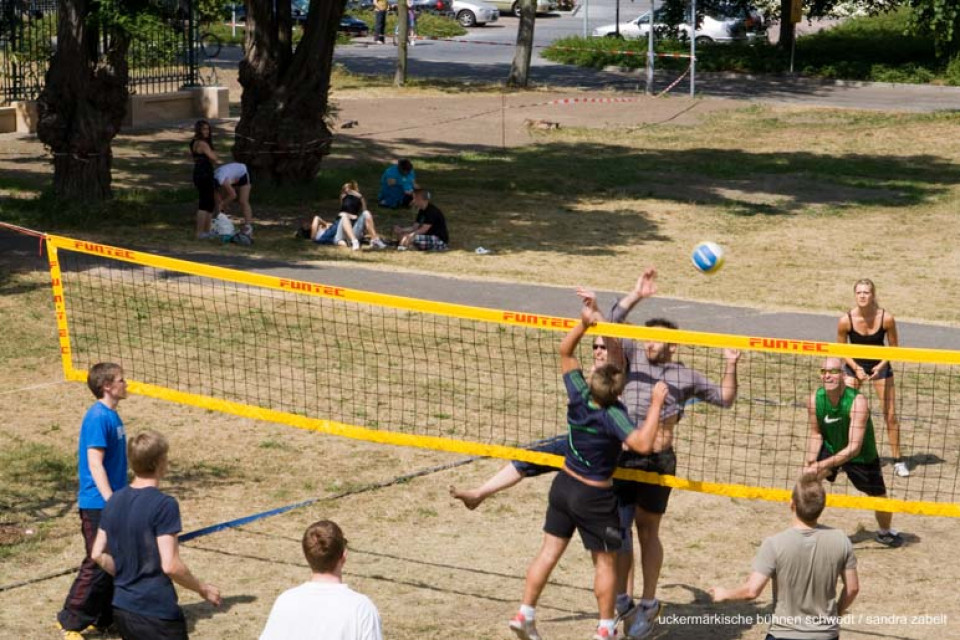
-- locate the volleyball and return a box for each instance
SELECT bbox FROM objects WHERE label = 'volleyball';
[691,241,725,274]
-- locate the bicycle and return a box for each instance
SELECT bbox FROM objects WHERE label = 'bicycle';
[199,31,222,59]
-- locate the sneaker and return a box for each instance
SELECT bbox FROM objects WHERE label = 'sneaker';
[397,245,407,251]
[893,461,910,477]
[624,599,661,640]
[242,224,253,237]
[509,613,542,640]
[55,623,85,640]
[351,238,360,251]
[593,626,617,640]
[876,530,904,548]
[370,237,388,250]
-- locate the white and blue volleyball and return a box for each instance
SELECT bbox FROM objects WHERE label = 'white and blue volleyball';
[691,241,725,274]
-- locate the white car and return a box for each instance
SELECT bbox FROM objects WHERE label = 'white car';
[453,0,500,26]
[593,6,763,43]
[488,0,557,17]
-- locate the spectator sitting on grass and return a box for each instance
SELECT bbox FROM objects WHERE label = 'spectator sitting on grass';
[393,188,449,251]
[378,159,416,209]
[297,181,387,250]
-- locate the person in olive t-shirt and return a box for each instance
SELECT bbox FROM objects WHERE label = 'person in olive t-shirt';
[710,473,859,640]
[804,357,903,548]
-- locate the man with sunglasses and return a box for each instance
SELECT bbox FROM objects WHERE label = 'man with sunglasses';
[608,267,741,639]
[804,357,903,548]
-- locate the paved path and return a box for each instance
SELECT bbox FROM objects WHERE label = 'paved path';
[5,228,958,350]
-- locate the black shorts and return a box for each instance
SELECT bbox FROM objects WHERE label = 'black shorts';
[114,607,188,640]
[843,362,893,380]
[818,446,887,497]
[613,448,677,515]
[217,172,250,192]
[545,471,622,552]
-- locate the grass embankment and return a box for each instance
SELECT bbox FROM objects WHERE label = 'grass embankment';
[543,8,960,84]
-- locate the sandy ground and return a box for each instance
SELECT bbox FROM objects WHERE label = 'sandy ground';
[1,83,959,639]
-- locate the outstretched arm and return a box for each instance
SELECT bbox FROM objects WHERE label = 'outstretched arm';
[577,287,624,372]
[709,572,770,602]
[561,294,601,374]
[613,267,657,320]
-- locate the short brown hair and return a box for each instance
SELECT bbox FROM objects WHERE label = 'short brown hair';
[128,430,169,476]
[792,473,826,523]
[589,363,626,408]
[302,520,347,574]
[87,363,122,399]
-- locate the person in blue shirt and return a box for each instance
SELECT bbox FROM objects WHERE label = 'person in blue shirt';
[57,363,129,638]
[92,429,221,639]
[509,291,669,640]
[378,159,416,209]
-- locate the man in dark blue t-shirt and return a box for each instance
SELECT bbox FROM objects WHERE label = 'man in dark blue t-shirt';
[92,430,220,639]
[509,290,668,640]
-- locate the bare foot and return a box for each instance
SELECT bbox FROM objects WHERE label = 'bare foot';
[449,485,484,510]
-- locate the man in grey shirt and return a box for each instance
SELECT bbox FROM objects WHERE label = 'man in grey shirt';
[710,473,859,640]
[612,267,741,640]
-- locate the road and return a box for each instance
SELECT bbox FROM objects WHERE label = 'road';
[211,5,960,110]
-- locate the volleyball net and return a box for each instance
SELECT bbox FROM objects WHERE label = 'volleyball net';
[45,234,960,517]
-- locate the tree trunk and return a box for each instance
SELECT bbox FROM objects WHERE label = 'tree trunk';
[394,0,409,86]
[778,0,796,51]
[35,0,131,202]
[507,0,536,87]
[235,0,345,184]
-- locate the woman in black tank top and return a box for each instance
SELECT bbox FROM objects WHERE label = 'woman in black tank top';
[190,120,220,239]
[836,278,907,477]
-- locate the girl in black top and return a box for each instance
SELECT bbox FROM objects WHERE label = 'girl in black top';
[837,278,907,477]
[190,120,220,239]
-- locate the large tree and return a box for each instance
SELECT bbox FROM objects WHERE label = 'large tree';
[235,0,345,184]
[36,0,145,201]
[507,0,536,87]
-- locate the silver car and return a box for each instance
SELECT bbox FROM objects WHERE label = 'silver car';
[488,0,557,17]
[453,0,500,26]
[593,5,764,43]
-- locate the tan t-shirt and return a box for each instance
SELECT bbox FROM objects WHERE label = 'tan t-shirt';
[752,525,857,640]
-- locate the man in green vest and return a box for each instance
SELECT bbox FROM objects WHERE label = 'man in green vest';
[804,357,904,548]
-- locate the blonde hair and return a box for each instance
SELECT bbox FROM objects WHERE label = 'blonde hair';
[589,363,626,408]
[128,430,169,476]
[854,278,876,295]
[340,181,359,195]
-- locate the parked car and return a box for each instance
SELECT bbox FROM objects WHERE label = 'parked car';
[488,0,557,17]
[386,0,456,17]
[340,15,371,37]
[452,0,499,26]
[592,4,764,43]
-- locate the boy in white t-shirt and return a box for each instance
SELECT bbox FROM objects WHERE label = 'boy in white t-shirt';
[260,520,382,640]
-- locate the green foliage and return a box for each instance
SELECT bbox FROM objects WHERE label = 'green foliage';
[908,0,960,56]
[544,9,950,84]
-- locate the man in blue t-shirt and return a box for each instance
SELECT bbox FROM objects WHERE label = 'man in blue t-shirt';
[92,429,221,639]
[57,363,129,637]
[509,291,669,640]
[378,158,416,209]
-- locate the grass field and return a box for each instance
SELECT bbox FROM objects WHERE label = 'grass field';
[2,76,960,638]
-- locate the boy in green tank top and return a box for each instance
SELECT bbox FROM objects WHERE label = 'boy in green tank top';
[804,358,903,548]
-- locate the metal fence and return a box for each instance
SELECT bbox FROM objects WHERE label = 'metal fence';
[0,0,197,105]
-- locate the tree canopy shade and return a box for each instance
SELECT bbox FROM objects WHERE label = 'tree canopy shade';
[907,0,960,56]
[235,0,346,184]
[36,0,159,201]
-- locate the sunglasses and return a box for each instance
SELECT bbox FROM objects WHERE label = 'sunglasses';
[819,368,842,375]
[593,344,607,351]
